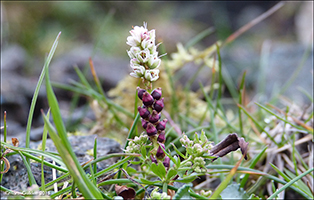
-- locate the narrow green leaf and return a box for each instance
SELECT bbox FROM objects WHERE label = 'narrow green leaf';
[240,146,267,188]
[25,32,61,165]
[255,103,309,132]
[171,143,186,160]
[18,151,37,186]
[267,168,314,200]
[40,109,50,192]
[42,113,101,198]
[166,168,178,181]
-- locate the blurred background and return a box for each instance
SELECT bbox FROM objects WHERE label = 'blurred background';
[1,1,313,140]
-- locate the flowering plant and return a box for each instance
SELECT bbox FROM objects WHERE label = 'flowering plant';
[120,22,249,199]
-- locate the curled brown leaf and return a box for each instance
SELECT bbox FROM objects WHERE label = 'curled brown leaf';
[210,133,249,161]
[115,184,135,200]
[0,157,10,174]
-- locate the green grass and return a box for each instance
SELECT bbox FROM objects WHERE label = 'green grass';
[1,2,313,199]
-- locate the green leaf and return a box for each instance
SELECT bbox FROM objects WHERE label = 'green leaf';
[166,168,178,181]
[141,145,147,158]
[240,146,267,188]
[44,36,103,199]
[140,178,161,185]
[150,162,166,180]
[267,167,314,200]
[175,173,201,183]
[220,183,249,199]
[173,183,192,200]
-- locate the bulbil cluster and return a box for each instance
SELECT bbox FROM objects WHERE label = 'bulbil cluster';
[137,87,170,168]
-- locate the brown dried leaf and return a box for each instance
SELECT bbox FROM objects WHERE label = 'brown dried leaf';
[0,157,10,174]
[210,133,249,161]
[115,184,135,200]
[12,138,19,147]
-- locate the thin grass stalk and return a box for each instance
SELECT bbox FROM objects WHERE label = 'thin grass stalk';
[256,103,311,132]
[238,71,247,136]
[18,151,37,186]
[25,32,61,166]
[93,136,97,180]
[3,111,7,143]
[238,104,278,145]
[209,153,246,199]
[42,112,102,198]
[44,38,103,198]
[185,27,215,49]
[71,180,77,199]
[0,112,7,183]
[40,109,50,192]
[240,146,267,188]
[267,167,314,200]
[222,1,285,46]
[270,40,313,104]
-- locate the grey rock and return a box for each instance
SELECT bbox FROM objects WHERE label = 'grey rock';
[1,135,121,195]
[49,44,129,92]
[1,44,27,72]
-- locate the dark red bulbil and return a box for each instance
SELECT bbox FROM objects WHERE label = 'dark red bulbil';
[149,110,161,123]
[156,143,166,159]
[156,119,167,131]
[146,122,157,136]
[138,106,150,119]
[151,87,162,100]
[157,131,166,143]
[142,91,154,107]
[137,87,146,100]
[153,98,164,113]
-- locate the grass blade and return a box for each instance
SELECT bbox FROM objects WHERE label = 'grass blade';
[267,167,314,200]
[240,146,267,188]
[25,32,61,165]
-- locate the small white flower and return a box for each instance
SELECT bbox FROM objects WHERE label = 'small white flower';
[130,63,145,78]
[148,56,161,69]
[127,46,141,59]
[141,38,155,49]
[144,69,159,82]
[136,49,150,63]
[126,25,148,47]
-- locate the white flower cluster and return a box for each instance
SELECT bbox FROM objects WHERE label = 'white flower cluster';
[180,131,213,173]
[124,133,148,154]
[126,22,161,82]
[180,132,213,156]
[148,188,171,200]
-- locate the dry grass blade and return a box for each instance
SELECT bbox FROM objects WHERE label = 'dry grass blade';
[0,157,10,174]
[266,103,313,132]
[223,1,285,46]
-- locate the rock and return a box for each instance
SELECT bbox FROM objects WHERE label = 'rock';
[1,44,28,72]
[48,44,129,95]
[1,135,121,195]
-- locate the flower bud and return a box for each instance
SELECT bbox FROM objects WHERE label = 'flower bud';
[137,87,146,100]
[141,119,148,129]
[153,98,164,113]
[156,119,167,131]
[157,131,166,143]
[142,91,154,106]
[149,110,160,123]
[138,106,150,119]
[146,122,157,136]
[151,88,162,100]
[163,156,170,168]
[156,143,165,159]
[150,155,157,164]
